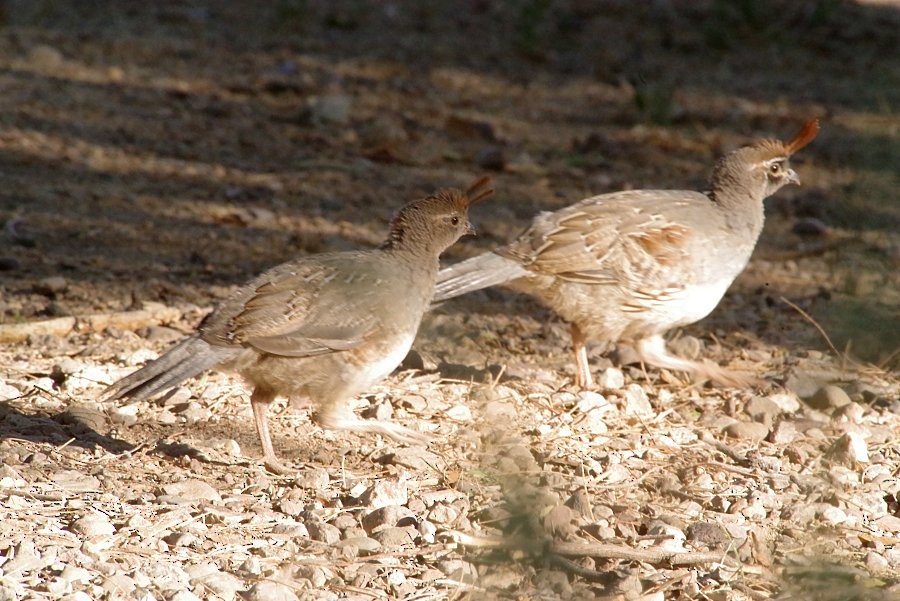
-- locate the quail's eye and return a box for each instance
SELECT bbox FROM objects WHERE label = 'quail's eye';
[769,163,781,174]
[450,216,460,225]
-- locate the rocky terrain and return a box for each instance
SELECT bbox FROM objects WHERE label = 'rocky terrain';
[0,1,898,599]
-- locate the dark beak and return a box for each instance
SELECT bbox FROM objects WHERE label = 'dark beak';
[465,221,476,236]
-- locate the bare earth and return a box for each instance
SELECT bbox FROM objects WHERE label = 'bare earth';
[1,2,899,600]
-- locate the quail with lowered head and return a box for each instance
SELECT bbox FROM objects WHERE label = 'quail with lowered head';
[435,120,819,389]
[104,177,493,473]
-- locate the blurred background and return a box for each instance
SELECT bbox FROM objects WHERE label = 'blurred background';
[0,0,897,365]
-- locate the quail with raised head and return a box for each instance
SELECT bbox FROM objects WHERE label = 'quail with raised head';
[434,120,819,389]
[104,177,494,473]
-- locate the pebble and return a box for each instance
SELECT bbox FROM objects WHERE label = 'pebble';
[819,505,848,525]
[52,470,101,492]
[70,512,116,537]
[337,536,382,555]
[361,505,414,533]
[28,44,65,68]
[622,384,653,416]
[189,566,244,598]
[484,400,517,419]
[59,566,92,584]
[827,432,869,465]
[769,419,800,444]
[170,591,202,601]
[0,383,22,401]
[765,392,801,413]
[596,367,625,390]
[724,421,769,440]
[428,502,460,525]
[0,256,21,270]
[866,551,890,573]
[101,574,136,595]
[305,521,341,544]
[832,402,865,424]
[372,526,416,547]
[109,403,139,426]
[245,581,300,601]
[846,491,888,518]
[445,403,472,421]
[744,396,780,423]
[808,385,852,411]
[179,401,212,425]
[309,94,352,124]
[35,276,68,296]
[59,403,108,433]
[161,479,222,503]
[686,522,729,548]
[474,146,506,171]
[360,477,409,509]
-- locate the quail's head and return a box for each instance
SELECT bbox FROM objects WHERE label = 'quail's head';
[711,118,819,200]
[383,176,494,255]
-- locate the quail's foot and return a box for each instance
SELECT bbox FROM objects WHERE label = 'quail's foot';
[317,405,430,445]
[636,335,764,388]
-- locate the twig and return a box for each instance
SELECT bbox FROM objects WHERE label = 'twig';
[0,302,182,343]
[778,296,860,369]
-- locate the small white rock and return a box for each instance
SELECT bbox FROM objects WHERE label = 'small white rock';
[246,581,300,601]
[361,477,409,509]
[445,404,472,421]
[827,432,869,465]
[597,367,625,390]
[819,505,848,525]
[70,512,116,537]
[622,384,653,417]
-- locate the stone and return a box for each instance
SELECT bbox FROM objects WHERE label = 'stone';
[807,385,852,411]
[360,477,409,509]
[362,505,414,533]
[372,526,416,547]
[596,367,625,389]
[245,581,300,601]
[309,94,352,124]
[306,521,341,544]
[724,421,769,441]
[827,432,869,465]
[623,384,653,417]
[769,419,799,444]
[744,396,781,422]
[161,479,222,503]
[35,276,68,296]
[70,512,116,537]
[0,383,22,401]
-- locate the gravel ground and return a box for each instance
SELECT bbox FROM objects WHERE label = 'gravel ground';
[1,2,898,599]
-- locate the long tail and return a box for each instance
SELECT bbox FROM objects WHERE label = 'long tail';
[433,252,529,302]
[101,335,238,403]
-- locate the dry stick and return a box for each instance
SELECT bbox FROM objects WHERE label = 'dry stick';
[0,302,183,343]
[448,531,738,568]
[778,296,860,370]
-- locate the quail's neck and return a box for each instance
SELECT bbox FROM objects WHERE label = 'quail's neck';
[707,168,767,238]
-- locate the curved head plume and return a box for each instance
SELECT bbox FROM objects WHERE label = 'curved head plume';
[464,175,495,206]
[785,118,820,155]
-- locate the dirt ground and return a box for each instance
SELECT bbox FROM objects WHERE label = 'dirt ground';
[1,1,899,599]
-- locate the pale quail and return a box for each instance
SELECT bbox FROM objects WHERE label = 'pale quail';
[434,120,819,389]
[104,177,494,473]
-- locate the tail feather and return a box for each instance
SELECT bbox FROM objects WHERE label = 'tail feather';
[102,336,238,403]
[433,252,529,302]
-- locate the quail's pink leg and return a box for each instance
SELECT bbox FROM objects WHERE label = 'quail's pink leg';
[570,323,594,390]
[250,388,290,474]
